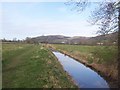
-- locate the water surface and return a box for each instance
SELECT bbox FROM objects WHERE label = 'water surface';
[53,51,109,89]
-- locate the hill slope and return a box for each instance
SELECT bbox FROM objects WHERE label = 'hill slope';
[25,32,118,45]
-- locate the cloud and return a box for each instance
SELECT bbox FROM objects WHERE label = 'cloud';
[2,19,98,40]
[0,4,2,39]
[1,0,67,2]
[57,7,67,12]
[1,2,99,40]
[1,0,115,2]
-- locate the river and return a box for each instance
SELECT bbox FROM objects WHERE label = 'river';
[52,51,109,89]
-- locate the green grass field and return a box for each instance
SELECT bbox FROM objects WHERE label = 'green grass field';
[51,44,118,65]
[2,43,77,88]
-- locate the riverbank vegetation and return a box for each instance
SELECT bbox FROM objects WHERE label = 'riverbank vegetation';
[50,44,117,65]
[2,43,77,88]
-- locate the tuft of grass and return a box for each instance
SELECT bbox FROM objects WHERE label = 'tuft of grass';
[92,46,118,64]
[87,56,93,64]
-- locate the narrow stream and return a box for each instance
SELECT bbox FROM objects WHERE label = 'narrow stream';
[53,51,109,89]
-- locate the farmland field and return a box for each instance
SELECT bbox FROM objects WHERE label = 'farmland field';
[2,43,77,88]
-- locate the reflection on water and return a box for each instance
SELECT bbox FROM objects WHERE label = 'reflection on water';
[53,51,109,89]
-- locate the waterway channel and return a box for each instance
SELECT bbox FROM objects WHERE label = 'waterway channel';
[52,51,109,89]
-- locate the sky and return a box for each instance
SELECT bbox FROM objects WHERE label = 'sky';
[1,1,101,40]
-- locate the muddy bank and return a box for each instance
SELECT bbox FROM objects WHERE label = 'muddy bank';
[48,45,118,88]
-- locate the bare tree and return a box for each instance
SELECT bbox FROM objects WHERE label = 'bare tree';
[25,37,32,43]
[90,1,119,35]
[66,0,119,35]
[13,38,17,42]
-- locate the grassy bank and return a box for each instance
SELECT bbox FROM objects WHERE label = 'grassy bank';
[2,43,77,88]
[48,44,118,87]
[50,44,117,65]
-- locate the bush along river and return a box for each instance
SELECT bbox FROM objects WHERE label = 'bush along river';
[52,51,110,89]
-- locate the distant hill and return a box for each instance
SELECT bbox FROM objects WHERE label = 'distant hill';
[30,35,70,44]
[25,32,118,45]
[87,32,118,45]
